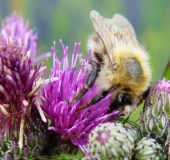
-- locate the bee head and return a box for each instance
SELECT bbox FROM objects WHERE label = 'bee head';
[109,93,133,114]
[109,90,143,116]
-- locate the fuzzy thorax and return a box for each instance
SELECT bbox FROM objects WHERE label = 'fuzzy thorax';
[96,43,151,97]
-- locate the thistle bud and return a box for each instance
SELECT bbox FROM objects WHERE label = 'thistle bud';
[133,137,166,159]
[140,79,170,141]
[86,122,136,160]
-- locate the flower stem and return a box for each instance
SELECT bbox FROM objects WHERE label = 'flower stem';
[19,114,25,149]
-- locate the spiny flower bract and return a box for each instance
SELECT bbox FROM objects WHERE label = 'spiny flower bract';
[86,122,137,160]
[140,78,170,140]
[133,137,166,160]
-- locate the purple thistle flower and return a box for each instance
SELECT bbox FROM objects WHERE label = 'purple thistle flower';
[39,40,119,151]
[0,39,47,151]
[0,12,51,63]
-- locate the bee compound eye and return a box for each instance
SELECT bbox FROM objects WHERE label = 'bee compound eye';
[117,94,132,104]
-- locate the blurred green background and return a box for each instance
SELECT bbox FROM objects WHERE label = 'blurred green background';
[0,0,169,82]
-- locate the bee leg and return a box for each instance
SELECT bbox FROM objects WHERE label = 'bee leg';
[72,60,100,103]
[78,90,109,110]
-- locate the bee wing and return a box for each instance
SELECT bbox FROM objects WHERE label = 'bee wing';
[90,10,139,64]
[111,13,138,45]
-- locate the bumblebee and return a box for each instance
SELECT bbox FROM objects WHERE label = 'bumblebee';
[73,10,152,116]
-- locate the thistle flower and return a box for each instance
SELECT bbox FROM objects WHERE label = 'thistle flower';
[0,12,51,62]
[39,40,119,151]
[0,39,48,159]
[86,122,136,160]
[140,78,170,141]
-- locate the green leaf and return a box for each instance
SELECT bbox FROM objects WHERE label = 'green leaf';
[115,117,140,129]
[50,152,83,160]
[163,59,170,80]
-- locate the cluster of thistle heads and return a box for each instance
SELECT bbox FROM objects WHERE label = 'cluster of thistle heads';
[0,12,169,160]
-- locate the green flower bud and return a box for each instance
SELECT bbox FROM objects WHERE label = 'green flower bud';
[133,137,166,160]
[86,122,136,160]
[140,79,170,141]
